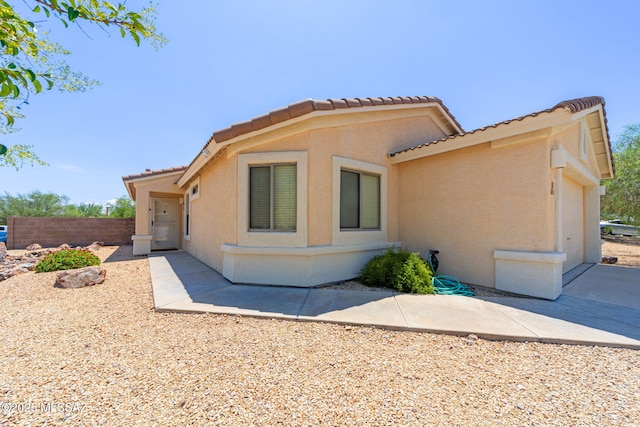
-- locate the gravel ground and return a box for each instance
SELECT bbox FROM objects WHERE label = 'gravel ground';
[1,245,639,426]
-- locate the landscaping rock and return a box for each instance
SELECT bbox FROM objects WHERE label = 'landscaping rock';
[55,266,106,289]
[86,241,105,253]
[0,242,105,282]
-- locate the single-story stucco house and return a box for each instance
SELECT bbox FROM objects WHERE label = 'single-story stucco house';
[123,95,614,300]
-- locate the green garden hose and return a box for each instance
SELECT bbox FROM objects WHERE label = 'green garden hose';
[427,250,475,296]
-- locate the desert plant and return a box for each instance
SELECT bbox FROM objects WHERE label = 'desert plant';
[359,249,434,294]
[35,249,100,273]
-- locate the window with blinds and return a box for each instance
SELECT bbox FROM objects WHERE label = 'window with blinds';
[249,164,297,231]
[340,169,380,229]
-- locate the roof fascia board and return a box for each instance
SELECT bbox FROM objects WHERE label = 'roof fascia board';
[122,170,184,185]
[178,103,453,185]
[569,104,603,122]
[389,109,570,164]
[595,109,614,179]
[225,106,452,158]
[125,182,135,201]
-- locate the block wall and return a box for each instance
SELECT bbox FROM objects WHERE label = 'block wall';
[6,217,135,249]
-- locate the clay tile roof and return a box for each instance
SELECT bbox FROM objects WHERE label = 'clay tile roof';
[122,166,188,182]
[389,96,611,159]
[204,96,462,146]
[553,96,605,113]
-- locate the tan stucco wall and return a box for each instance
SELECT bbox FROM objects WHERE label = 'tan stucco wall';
[182,154,238,273]
[185,111,449,274]
[397,139,556,287]
[133,178,183,236]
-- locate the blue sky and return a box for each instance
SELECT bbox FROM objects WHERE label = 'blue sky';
[1,0,639,206]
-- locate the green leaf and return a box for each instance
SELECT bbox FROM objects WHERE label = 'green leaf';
[33,79,43,93]
[7,63,16,70]
[61,19,69,28]
[33,5,41,12]
[43,7,51,17]
[25,69,36,82]
[0,144,7,155]
[130,30,141,46]
[119,27,126,38]
[0,84,11,97]
[67,7,80,21]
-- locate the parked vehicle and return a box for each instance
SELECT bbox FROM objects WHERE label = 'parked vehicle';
[600,219,640,236]
[0,225,7,243]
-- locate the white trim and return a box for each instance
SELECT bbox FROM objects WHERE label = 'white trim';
[131,235,152,256]
[332,156,388,246]
[188,177,201,201]
[178,103,457,186]
[494,250,567,300]
[237,151,308,247]
[183,192,191,241]
[221,241,400,287]
[389,109,570,164]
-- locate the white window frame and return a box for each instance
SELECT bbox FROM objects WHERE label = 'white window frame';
[238,151,308,247]
[183,177,200,241]
[332,156,387,245]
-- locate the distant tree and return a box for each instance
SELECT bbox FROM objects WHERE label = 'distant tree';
[107,196,135,218]
[0,0,167,169]
[64,202,104,218]
[0,190,68,222]
[601,124,640,224]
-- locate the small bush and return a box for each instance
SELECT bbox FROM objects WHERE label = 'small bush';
[359,249,434,294]
[35,249,101,273]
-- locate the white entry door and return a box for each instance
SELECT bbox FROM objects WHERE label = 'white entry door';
[151,198,178,250]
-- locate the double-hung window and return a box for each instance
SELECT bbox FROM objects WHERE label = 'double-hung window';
[249,163,297,231]
[340,169,380,230]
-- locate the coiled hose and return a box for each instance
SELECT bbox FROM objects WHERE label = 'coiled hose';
[428,250,475,296]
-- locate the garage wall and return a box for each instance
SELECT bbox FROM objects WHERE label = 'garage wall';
[397,139,555,288]
[562,176,585,272]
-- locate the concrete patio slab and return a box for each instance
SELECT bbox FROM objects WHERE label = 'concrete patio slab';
[299,289,406,328]
[147,251,640,349]
[395,294,539,340]
[159,283,310,320]
[563,264,640,309]
[482,298,640,347]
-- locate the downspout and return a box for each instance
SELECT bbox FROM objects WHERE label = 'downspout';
[550,145,567,252]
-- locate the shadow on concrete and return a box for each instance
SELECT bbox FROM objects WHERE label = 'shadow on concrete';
[477,296,640,342]
[152,251,391,318]
[103,245,136,263]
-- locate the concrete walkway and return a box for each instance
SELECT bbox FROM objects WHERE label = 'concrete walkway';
[148,251,640,349]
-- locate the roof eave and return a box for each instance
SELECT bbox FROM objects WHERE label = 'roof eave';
[177,97,462,187]
[389,108,570,164]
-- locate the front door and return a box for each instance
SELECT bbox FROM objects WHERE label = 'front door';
[151,198,178,250]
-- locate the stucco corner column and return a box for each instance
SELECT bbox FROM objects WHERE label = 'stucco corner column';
[132,235,152,256]
[494,250,567,300]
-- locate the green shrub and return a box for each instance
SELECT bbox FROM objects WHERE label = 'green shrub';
[359,249,434,294]
[35,249,101,273]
